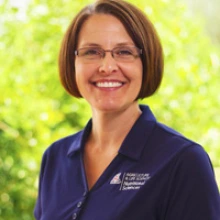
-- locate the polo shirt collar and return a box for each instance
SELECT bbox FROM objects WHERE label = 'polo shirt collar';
[118,105,156,160]
[67,120,92,157]
[67,105,156,160]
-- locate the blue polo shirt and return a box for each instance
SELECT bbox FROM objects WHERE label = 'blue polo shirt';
[34,105,220,220]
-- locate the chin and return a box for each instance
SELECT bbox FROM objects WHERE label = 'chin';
[93,101,136,114]
[91,101,121,112]
[96,105,120,113]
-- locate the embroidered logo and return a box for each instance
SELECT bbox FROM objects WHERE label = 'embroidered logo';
[110,173,122,184]
[119,173,150,191]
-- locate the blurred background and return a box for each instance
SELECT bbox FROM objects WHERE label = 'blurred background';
[0,0,219,219]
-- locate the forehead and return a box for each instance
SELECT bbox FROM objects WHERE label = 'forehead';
[77,14,134,46]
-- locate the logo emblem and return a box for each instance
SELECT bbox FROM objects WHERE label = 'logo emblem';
[110,172,151,190]
[110,173,122,184]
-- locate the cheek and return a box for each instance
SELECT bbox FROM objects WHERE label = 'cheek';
[75,60,96,78]
[75,61,96,92]
[74,61,84,91]
[75,60,82,76]
[122,61,143,83]
[75,61,87,82]
[136,61,143,84]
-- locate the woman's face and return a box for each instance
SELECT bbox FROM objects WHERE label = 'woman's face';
[75,14,143,113]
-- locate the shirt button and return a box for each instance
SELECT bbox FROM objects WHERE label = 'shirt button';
[72,213,77,219]
[77,201,83,208]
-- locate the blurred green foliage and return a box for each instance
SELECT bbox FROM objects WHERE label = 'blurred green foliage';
[0,0,219,219]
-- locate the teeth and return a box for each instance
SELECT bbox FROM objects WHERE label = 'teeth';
[96,82,122,88]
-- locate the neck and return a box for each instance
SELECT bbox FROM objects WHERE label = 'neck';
[88,102,142,151]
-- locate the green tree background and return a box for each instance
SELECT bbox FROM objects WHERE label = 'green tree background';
[0,0,219,219]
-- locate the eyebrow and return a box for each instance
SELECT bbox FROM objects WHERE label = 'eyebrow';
[79,42,135,48]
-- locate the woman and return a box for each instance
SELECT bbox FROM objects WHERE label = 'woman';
[34,0,220,219]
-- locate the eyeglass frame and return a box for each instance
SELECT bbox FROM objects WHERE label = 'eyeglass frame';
[74,46,142,62]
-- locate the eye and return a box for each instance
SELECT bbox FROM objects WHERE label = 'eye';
[115,47,134,56]
[81,48,101,56]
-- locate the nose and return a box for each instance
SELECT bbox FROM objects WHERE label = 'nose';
[98,52,119,74]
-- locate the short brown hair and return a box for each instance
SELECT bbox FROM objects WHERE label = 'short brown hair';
[59,0,164,99]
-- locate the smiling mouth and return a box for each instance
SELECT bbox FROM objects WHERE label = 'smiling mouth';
[95,82,123,88]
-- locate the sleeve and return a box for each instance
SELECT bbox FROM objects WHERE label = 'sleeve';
[163,145,220,220]
[34,151,48,220]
